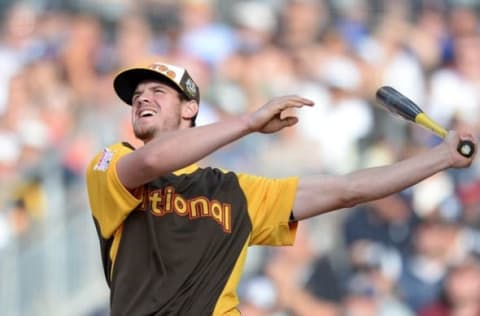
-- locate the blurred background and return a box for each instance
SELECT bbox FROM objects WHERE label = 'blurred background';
[2,0,480,315]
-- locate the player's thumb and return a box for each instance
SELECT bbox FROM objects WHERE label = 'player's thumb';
[282,116,298,127]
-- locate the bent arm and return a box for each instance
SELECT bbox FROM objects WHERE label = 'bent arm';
[117,95,314,189]
[117,115,251,189]
[293,132,475,220]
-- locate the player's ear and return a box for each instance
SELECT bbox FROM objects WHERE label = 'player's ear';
[181,100,199,121]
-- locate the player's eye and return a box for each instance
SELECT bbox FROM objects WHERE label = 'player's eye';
[132,94,140,103]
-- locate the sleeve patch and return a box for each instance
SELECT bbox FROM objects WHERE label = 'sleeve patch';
[94,148,114,171]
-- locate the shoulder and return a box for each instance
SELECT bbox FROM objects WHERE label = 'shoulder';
[99,142,135,157]
[87,142,136,173]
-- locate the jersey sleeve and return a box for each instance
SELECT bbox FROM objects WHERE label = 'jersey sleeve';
[237,174,299,246]
[85,143,141,239]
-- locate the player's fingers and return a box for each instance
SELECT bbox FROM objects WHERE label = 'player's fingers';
[446,130,476,161]
[460,132,476,143]
[273,95,314,110]
[251,96,312,132]
[448,130,476,145]
[285,96,314,107]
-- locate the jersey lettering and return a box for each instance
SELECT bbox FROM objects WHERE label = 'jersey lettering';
[140,186,232,233]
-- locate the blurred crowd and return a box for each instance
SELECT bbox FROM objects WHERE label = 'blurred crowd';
[2,0,480,315]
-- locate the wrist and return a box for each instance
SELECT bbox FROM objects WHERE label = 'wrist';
[238,113,255,134]
[434,142,455,169]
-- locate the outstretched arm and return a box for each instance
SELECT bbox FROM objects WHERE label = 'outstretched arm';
[117,95,314,189]
[292,131,476,221]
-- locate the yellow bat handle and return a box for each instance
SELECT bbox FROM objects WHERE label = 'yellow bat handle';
[415,113,475,157]
[415,113,448,138]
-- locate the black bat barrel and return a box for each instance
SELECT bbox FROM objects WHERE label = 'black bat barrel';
[376,86,422,122]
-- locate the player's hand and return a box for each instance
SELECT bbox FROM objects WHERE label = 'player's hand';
[246,95,314,134]
[444,130,477,168]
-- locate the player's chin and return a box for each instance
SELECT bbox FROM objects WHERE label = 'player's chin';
[133,125,155,142]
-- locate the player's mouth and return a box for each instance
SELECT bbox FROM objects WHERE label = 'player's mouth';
[137,109,157,120]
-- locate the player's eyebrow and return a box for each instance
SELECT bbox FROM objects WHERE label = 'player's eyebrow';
[132,89,142,101]
[132,82,172,102]
[132,84,150,100]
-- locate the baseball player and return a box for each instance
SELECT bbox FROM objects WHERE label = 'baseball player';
[85,61,476,315]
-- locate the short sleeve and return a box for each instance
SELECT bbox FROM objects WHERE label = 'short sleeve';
[237,174,299,246]
[86,143,142,238]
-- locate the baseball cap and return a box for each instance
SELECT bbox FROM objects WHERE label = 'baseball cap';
[113,62,200,105]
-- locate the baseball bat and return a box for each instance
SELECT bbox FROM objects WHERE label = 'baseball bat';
[375,86,475,158]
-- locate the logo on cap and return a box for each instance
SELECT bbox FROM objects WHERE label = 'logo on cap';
[150,63,177,79]
[185,78,197,99]
[140,62,199,101]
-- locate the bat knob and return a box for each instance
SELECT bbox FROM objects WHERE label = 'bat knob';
[457,140,475,158]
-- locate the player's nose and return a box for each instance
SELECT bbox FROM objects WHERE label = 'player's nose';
[133,93,152,108]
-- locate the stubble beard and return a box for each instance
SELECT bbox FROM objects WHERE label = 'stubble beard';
[133,125,155,142]
[133,115,182,143]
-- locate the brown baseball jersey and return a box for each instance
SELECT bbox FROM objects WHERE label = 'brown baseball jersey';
[86,142,298,315]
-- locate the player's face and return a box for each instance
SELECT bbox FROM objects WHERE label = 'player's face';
[131,80,184,142]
